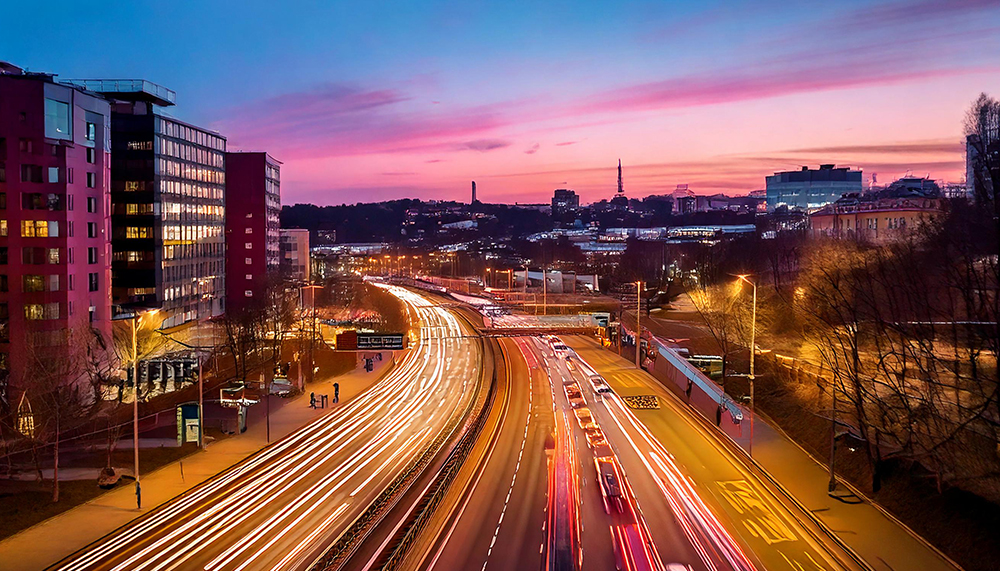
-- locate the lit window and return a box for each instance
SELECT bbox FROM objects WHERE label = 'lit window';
[245,242,252,249]
[44,99,70,140]
[245,290,253,297]
[245,274,253,280]
[245,257,252,264]
[245,227,252,234]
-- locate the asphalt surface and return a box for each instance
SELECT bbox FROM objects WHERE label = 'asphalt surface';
[424,336,554,571]
[566,336,858,571]
[48,286,480,571]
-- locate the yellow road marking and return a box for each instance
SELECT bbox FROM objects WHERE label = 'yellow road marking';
[717,480,798,545]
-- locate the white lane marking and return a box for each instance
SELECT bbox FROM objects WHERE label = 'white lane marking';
[480,363,533,571]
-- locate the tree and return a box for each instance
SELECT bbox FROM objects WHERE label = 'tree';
[964,93,1000,214]
[690,281,759,391]
[21,327,91,502]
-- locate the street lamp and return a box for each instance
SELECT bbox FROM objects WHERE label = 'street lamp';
[300,284,323,387]
[114,307,160,510]
[736,274,757,455]
[635,280,642,369]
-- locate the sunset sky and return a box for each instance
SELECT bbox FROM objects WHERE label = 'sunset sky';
[5,0,1000,205]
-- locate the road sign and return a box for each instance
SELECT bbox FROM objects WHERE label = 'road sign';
[336,331,407,351]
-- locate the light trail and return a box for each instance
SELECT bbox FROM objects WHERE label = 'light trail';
[52,286,479,571]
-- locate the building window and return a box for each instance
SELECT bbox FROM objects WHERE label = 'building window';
[245,290,253,297]
[47,167,59,183]
[48,248,60,264]
[0,220,5,237]
[44,99,71,140]
[86,148,95,164]
[67,248,74,264]
[22,247,46,264]
[49,275,59,292]
[245,274,253,280]
[0,164,5,183]
[86,172,96,188]
[86,122,96,142]
[89,273,98,292]
[245,227,252,234]
[88,247,97,264]
[25,303,60,320]
[88,222,97,238]
[21,220,58,238]
[23,275,45,292]
[20,164,43,183]
[0,193,5,209]
[245,242,252,249]
[87,197,97,213]
[0,247,6,264]
[19,138,33,153]
[245,257,252,264]
[68,274,75,291]
[0,275,6,293]
[125,226,151,239]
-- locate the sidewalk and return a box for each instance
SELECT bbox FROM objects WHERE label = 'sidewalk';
[0,352,399,571]
[568,336,959,571]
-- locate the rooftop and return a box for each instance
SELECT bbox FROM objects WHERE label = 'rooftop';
[60,79,176,106]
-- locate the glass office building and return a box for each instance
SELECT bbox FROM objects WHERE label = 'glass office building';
[65,80,226,327]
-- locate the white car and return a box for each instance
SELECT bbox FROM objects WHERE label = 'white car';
[270,378,294,397]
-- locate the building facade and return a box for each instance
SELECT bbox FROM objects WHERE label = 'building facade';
[809,196,941,242]
[766,164,862,211]
[0,65,114,405]
[551,189,580,216]
[279,228,310,282]
[224,152,280,309]
[63,80,227,328]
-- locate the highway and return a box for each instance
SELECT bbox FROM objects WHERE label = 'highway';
[48,286,481,571]
[423,336,554,571]
[564,335,860,571]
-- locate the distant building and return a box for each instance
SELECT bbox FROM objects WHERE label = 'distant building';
[64,78,227,328]
[881,176,941,198]
[809,195,941,241]
[551,188,579,216]
[0,64,114,402]
[766,164,862,211]
[225,152,281,308]
[279,229,310,282]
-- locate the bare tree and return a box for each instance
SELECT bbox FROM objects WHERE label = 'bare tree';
[22,327,89,502]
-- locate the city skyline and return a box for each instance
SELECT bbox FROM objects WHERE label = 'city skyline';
[3,0,999,205]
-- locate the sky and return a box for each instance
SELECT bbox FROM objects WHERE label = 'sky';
[3,0,999,205]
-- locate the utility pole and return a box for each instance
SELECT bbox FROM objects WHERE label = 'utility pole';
[197,346,204,449]
[635,280,642,369]
[543,267,547,316]
[737,274,757,456]
[132,317,139,509]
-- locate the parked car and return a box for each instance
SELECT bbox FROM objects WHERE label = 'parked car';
[270,378,294,397]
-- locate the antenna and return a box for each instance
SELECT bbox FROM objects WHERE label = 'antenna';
[617,159,624,195]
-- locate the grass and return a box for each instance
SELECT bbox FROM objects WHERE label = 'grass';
[0,438,218,541]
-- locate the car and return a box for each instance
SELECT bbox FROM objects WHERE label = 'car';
[270,378,294,397]
[552,343,569,354]
[564,384,583,400]
[595,457,623,513]
[574,407,594,429]
[584,426,607,448]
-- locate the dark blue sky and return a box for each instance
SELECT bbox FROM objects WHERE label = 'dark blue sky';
[4,0,999,204]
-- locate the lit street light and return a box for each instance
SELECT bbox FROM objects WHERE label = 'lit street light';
[735,274,757,456]
[113,306,160,510]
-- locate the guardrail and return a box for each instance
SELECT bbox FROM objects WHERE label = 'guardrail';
[309,310,490,571]
[376,336,502,570]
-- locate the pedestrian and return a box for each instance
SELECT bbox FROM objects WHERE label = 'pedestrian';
[310,392,316,409]
[333,382,340,404]
[135,481,142,510]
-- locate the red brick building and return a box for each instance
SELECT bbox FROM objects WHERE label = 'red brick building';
[0,63,113,407]
[224,152,281,309]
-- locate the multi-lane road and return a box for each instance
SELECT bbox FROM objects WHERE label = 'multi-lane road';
[49,286,481,571]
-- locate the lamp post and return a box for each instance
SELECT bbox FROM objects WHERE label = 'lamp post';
[301,284,323,386]
[116,307,159,510]
[736,274,757,455]
[635,280,642,369]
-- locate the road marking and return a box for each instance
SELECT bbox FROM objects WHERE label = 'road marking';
[481,368,533,571]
